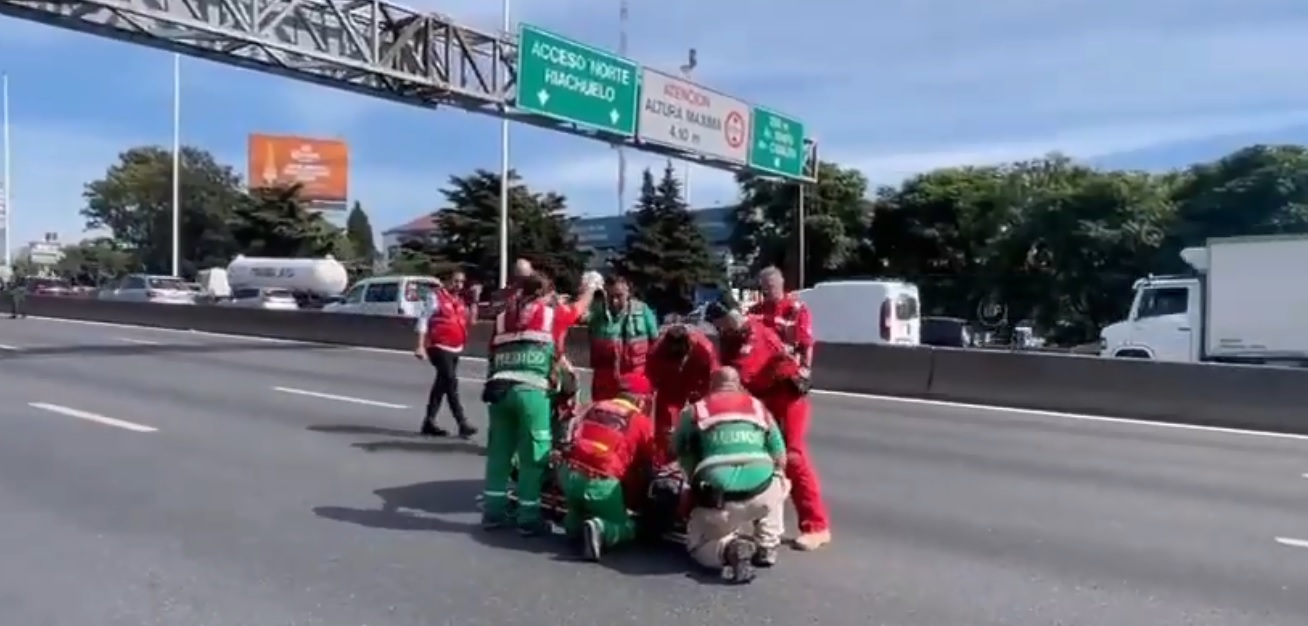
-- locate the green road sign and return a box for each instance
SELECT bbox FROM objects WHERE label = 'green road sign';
[515,24,640,136]
[748,107,807,179]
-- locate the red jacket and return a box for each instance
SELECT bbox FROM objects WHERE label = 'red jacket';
[424,288,470,352]
[719,318,803,398]
[748,293,814,363]
[646,327,718,404]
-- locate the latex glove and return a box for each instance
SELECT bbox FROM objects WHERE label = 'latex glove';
[580,270,604,292]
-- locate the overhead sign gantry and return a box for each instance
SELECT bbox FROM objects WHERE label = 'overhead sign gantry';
[0,0,817,180]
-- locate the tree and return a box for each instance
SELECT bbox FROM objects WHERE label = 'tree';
[55,238,134,284]
[864,164,1020,317]
[387,239,461,277]
[1160,144,1308,271]
[345,201,377,263]
[729,161,869,286]
[82,145,245,276]
[228,184,340,258]
[614,162,721,316]
[431,169,589,290]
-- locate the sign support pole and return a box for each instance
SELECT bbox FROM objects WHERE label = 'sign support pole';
[797,182,806,289]
[497,0,511,288]
[171,53,181,278]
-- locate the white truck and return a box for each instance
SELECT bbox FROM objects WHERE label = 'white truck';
[1099,234,1308,365]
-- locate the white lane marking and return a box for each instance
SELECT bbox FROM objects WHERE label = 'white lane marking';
[1275,537,1308,549]
[28,402,158,432]
[117,337,163,345]
[30,316,1308,443]
[0,343,20,351]
[272,386,408,409]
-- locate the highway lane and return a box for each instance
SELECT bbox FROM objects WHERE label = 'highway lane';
[2,316,1308,625]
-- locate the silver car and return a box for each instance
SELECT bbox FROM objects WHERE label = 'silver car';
[99,274,195,304]
[218,287,300,311]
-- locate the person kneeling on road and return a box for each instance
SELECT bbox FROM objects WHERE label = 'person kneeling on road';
[673,366,789,584]
[558,372,658,562]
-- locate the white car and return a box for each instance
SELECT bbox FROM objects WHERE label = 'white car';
[217,287,299,311]
[99,274,195,305]
[324,275,439,317]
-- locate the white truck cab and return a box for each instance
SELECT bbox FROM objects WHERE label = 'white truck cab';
[1100,234,1308,364]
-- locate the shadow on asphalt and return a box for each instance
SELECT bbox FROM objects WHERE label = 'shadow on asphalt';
[0,340,347,360]
[313,479,688,577]
[306,424,487,457]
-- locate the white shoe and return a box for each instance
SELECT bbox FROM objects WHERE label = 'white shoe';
[792,530,831,551]
[581,519,603,562]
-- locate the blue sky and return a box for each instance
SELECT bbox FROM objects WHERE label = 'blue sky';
[3,0,1308,247]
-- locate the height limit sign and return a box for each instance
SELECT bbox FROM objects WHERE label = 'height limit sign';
[637,68,750,164]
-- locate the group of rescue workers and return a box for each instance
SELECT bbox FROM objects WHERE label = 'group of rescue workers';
[418,258,829,584]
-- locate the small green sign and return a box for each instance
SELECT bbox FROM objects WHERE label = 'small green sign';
[748,107,807,179]
[515,24,640,136]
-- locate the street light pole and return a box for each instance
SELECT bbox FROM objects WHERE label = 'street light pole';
[497,0,511,287]
[2,73,10,269]
[171,52,181,277]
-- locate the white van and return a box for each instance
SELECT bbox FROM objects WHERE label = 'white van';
[323,275,440,317]
[797,280,921,345]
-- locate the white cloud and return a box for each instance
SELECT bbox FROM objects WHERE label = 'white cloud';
[11,0,1308,240]
[838,110,1308,184]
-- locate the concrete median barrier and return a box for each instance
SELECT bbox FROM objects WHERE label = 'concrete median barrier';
[927,347,1308,434]
[24,297,1308,434]
[812,343,934,397]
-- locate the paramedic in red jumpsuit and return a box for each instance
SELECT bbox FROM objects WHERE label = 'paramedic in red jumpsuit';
[707,301,831,551]
[644,323,718,463]
[747,266,815,374]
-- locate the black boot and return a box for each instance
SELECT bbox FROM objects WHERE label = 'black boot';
[420,420,450,437]
[456,423,479,439]
[721,538,758,584]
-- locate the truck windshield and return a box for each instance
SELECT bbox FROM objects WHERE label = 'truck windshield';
[1137,287,1188,319]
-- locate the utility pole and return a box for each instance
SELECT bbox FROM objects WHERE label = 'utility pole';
[497,0,512,286]
[171,53,181,277]
[679,49,698,206]
[616,0,629,215]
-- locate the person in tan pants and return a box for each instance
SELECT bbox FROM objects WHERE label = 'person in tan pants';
[674,367,790,583]
[685,474,790,578]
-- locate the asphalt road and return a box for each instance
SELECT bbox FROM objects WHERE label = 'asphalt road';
[2,316,1308,625]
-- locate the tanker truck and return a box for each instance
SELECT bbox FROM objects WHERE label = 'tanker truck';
[223,255,349,309]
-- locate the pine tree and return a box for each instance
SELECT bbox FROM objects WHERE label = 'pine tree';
[614,162,721,315]
[345,201,377,262]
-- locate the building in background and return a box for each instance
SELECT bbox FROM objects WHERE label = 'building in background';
[572,206,734,269]
[379,206,736,270]
[381,214,439,263]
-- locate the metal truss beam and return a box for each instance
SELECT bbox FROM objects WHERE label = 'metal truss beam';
[0,0,817,180]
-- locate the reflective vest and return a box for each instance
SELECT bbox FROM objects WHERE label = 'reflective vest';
[590,299,653,374]
[750,295,805,356]
[566,398,640,478]
[425,289,469,352]
[487,299,556,389]
[690,391,774,477]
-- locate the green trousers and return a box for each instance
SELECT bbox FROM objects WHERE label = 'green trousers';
[484,385,552,526]
[559,466,636,547]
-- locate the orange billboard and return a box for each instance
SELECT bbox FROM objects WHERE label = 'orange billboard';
[247,134,349,209]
